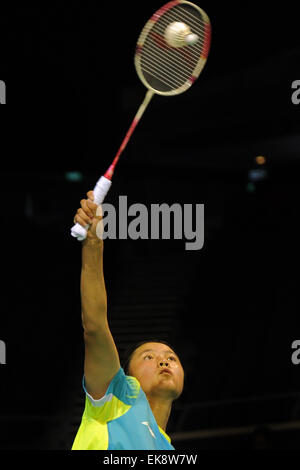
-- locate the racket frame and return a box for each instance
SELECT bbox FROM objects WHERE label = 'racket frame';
[134,0,211,96]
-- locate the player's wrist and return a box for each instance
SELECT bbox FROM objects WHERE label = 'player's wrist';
[82,234,103,247]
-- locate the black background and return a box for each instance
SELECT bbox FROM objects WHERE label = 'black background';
[1,1,300,451]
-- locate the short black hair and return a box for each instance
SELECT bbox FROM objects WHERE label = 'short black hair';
[121,339,177,376]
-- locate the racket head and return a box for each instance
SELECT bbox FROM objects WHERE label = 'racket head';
[134,0,211,96]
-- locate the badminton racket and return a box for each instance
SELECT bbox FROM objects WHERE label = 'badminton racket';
[71,0,211,240]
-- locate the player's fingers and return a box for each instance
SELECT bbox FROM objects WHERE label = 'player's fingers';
[77,207,93,225]
[80,199,95,219]
[74,213,89,228]
[87,190,94,201]
[86,199,98,215]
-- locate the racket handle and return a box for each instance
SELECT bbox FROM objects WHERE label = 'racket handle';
[70,176,112,241]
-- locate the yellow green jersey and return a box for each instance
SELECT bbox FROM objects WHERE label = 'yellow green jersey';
[72,367,174,450]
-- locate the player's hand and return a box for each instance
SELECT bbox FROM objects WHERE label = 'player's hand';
[73,191,103,241]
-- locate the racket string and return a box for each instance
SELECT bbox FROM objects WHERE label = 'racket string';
[141,36,201,89]
[150,20,205,56]
[141,49,196,85]
[153,3,207,33]
[142,63,186,89]
[141,56,193,85]
[155,8,207,42]
[149,22,205,63]
[141,55,190,90]
[168,5,207,34]
[142,34,202,72]
[149,8,206,46]
[139,6,208,92]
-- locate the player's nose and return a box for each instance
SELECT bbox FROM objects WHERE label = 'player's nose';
[158,360,170,368]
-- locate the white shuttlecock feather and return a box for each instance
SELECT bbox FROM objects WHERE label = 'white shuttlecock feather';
[164,21,199,48]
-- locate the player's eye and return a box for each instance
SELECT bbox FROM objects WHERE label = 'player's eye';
[144,354,153,360]
[168,356,177,361]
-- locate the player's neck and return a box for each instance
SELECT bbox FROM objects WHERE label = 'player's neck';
[147,396,172,432]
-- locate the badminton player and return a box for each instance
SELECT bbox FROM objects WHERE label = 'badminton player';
[71,191,185,450]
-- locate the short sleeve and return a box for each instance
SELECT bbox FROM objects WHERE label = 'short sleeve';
[82,368,141,422]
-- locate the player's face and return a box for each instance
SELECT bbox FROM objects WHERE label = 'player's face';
[128,342,184,400]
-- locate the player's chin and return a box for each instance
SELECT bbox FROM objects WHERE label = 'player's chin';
[169,387,183,401]
[158,381,183,400]
[172,383,184,399]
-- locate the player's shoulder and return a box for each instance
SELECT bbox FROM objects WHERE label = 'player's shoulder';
[108,368,141,405]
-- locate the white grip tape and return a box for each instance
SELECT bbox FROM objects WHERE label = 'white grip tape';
[93,176,112,205]
[70,176,112,241]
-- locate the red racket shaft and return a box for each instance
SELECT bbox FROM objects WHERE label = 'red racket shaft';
[71,89,154,241]
[104,89,154,179]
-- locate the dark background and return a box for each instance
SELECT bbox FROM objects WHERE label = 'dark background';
[1,1,300,451]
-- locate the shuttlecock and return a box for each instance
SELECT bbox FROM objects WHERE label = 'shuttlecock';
[185,33,199,46]
[164,21,199,48]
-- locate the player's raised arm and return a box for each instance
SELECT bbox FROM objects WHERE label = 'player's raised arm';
[74,191,120,400]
